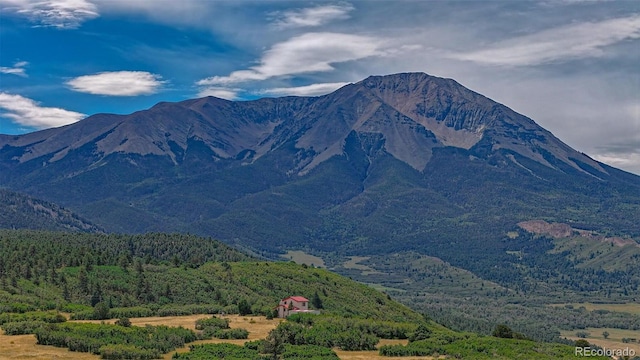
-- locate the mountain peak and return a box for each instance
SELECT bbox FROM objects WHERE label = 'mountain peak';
[0,73,606,177]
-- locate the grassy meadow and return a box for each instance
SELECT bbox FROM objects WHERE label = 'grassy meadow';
[552,302,640,316]
[282,250,326,268]
[0,314,437,360]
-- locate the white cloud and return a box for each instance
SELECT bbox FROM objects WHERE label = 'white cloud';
[260,82,349,97]
[0,0,99,29]
[270,3,354,29]
[66,71,165,96]
[197,32,383,86]
[197,87,238,100]
[0,92,85,128]
[92,0,212,26]
[592,152,640,175]
[0,61,28,77]
[451,14,640,66]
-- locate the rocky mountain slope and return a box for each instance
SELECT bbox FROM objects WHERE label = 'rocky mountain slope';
[0,72,638,287]
[0,73,605,176]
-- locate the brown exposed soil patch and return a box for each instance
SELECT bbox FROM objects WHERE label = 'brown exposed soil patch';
[518,220,638,248]
[518,220,573,238]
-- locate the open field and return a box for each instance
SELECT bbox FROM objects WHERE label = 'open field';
[342,256,383,276]
[561,327,640,355]
[551,302,640,316]
[343,256,374,271]
[0,333,98,360]
[282,250,326,268]
[2,315,435,360]
[364,282,407,293]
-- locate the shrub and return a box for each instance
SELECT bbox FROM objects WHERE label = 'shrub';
[157,304,223,317]
[282,344,339,359]
[409,324,432,342]
[492,324,513,339]
[575,339,590,348]
[243,340,265,351]
[238,299,251,316]
[114,317,131,327]
[212,328,249,339]
[335,330,378,351]
[1,320,46,335]
[171,343,263,359]
[195,316,229,331]
[70,310,97,320]
[33,322,197,357]
[0,302,36,313]
[379,343,432,357]
[576,331,590,339]
[109,307,155,318]
[99,344,161,360]
[60,303,93,313]
[0,311,66,325]
[93,302,110,320]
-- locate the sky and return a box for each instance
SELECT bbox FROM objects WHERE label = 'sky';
[0,0,639,175]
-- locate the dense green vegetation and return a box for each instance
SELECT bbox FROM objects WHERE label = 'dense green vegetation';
[0,228,637,359]
[0,230,419,322]
[319,235,640,342]
[195,315,248,339]
[0,310,68,335]
[0,311,249,358]
[172,343,340,360]
[378,332,609,359]
[34,322,196,359]
[263,313,415,351]
[251,314,604,360]
[0,189,100,232]
[0,310,66,325]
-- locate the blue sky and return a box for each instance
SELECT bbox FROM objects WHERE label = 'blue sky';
[0,0,639,174]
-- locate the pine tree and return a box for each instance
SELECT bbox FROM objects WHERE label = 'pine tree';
[311,291,324,309]
[238,299,251,316]
[78,266,89,294]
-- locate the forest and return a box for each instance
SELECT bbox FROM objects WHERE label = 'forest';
[0,229,619,359]
[0,230,418,321]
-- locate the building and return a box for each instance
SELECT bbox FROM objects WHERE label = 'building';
[276,296,319,318]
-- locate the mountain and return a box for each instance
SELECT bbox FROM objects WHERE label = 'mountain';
[1,72,639,292]
[0,73,608,175]
[0,188,101,232]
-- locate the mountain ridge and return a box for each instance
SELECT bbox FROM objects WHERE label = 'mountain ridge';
[0,189,102,232]
[0,72,608,178]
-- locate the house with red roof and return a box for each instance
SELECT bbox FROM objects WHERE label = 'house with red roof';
[276,296,319,318]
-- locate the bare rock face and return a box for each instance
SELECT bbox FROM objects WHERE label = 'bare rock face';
[0,72,605,177]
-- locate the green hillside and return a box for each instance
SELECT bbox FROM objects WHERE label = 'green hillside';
[0,189,101,232]
[0,230,611,359]
[0,230,418,322]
